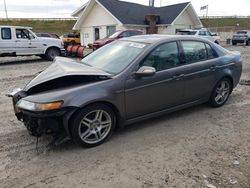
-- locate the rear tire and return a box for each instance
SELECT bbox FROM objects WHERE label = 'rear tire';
[246,40,250,46]
[71,104,116,148]
[45,48,60,61]
[208,78,232,107]
[232,42,237,46]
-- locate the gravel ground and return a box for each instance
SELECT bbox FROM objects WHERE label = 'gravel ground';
[0,46,249,188]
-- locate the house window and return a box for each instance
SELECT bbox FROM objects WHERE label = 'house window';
[84,33,89,38]
[106,26,116,37]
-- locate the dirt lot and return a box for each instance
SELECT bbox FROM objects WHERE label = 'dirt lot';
[0,46,249,188]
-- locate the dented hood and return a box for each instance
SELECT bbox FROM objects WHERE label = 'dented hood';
[24,57,111,91]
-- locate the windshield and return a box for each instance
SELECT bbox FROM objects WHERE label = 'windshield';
[108,31,121,38]
[176,31,197,35]
[81,41,147,75]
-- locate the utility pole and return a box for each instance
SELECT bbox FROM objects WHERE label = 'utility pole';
[206,5,209,18]
[3,0,8,19]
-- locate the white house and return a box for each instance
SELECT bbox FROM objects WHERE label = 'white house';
[73,0,203,45]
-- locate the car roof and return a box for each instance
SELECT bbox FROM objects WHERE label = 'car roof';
[0,25,32,29]
[178,28,208,32]
[120,34,211,44]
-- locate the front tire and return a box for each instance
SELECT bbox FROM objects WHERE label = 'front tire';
[71,104,116,148]
[45,48,60,61]
[208,78,232,107]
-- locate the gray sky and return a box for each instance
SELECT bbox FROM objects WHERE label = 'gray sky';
[0,0,250,18]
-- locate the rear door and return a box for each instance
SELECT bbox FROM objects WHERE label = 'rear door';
[180,40,219,102]
[125,41,186,119]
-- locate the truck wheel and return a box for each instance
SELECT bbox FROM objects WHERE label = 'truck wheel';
[232,42,237,46]
[71,104,116,148]
[246,40,250,46]
[45,48,60,61]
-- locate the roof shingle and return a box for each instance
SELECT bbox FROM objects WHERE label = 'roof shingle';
[98,0,190,25]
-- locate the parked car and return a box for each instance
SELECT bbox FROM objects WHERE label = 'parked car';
[0,26,65,61]
[36,32,60,39]
[61,33,80,47]
[232,30,250,45]
[176,29,220,44]
[8,35,242,148]
[92,30,143,50]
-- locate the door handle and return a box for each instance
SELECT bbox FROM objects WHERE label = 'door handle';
[210,65,217,71]
[15,40,21,42]
[173,74,185,80]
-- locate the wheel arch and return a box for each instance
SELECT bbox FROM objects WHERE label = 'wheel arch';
[216,74,234,93]
[45,46,61,55]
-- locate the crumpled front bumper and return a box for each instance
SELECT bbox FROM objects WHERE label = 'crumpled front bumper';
[7,89,77,139]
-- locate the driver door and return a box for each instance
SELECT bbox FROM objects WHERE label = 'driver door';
[15,29,41,55]
[125,42,186,119]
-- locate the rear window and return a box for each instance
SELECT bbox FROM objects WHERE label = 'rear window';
[237,31,247,34]
[176,31,196,35]
[1,28,11,40]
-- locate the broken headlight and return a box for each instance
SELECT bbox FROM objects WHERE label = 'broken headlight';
[17,99,64,111]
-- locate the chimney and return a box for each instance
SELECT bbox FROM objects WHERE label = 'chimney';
[149,0,155,7]
[145,14,160,34]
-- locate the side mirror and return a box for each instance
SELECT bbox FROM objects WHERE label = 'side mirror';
[135,66,156,77]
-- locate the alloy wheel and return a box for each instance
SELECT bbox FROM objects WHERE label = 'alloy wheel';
[78,110,112,144]
[214,80,230,105]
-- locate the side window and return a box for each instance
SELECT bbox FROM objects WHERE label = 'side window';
[128,31,135,36]
[206,31,212,36]
[141,42,180,71]
[1,28,11,40]
[16,29,34,39]
[205,43,218,59]
[199,31,206,36]
[182,41,207,63]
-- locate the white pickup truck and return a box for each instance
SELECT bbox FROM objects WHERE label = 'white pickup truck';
[0,26,65,61]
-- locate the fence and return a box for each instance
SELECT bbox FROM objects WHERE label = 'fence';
[200,16,250,19]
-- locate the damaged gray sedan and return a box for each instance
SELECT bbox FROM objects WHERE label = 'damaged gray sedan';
[8,35,242,147]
